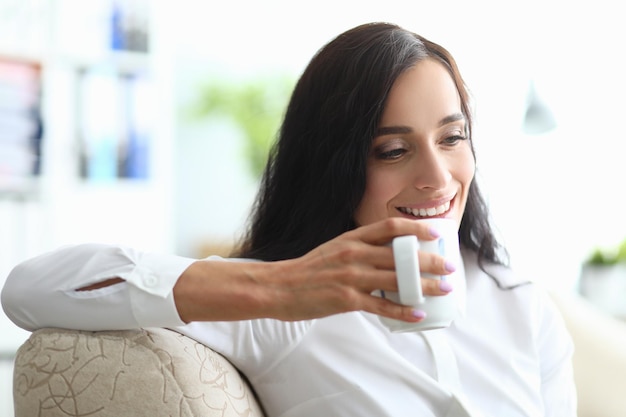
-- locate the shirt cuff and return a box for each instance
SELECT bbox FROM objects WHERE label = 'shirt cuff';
[122,251,196,298]
[129,284,187,327]
[121,251,196,327]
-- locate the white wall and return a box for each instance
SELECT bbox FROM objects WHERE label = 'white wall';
[170,0,626,291]
[2,0,625,345]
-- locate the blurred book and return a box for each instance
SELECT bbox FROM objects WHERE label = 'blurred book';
[120,72,151,179]
[77,67,122,181]
[77,67,152,181]
[0,58,43,194]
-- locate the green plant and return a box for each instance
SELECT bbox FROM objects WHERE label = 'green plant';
[586,238,626,265]
[190,74,295,178]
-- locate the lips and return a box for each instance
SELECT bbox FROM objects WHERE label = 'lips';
[397,200,451,218]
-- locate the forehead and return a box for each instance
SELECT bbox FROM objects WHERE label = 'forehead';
[380,59,462,128]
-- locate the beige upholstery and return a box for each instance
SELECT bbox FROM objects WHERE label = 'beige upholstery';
[549,292,626,417]
[12,327,265,417]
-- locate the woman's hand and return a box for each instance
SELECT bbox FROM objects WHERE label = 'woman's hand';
[174,217,456,323]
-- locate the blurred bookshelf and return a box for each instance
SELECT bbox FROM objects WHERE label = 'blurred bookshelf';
[0,0,176,355]
[1,0,151,190]
[0,0,175,252]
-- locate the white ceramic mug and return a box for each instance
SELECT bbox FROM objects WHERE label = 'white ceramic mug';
[378,218,465,332]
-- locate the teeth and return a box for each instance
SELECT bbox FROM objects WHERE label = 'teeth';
[400,201,450,218]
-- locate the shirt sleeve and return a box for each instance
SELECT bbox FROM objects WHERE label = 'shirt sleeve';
[1,243,196,331]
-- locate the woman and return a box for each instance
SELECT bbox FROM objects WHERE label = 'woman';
[2,22,576,416]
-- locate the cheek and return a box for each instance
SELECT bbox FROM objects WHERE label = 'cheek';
[460,154,476,184]
[454,148,476,205]
[354,169,399,225]
[451,140,476,181]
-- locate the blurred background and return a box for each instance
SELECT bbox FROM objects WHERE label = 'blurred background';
[1,0,625,414]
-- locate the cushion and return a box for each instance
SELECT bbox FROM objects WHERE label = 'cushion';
[13,327,265,417]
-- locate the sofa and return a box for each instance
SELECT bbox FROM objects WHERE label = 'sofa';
[11,293,626,417]
[12,327,265,417]
[549,291,626,417]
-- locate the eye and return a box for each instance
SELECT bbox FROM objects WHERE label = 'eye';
[374,145,407,160]
[441,134,467,146]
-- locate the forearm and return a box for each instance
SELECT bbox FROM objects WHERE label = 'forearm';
[174,259,277,323]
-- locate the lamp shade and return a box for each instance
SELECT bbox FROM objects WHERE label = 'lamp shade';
[522,80,557,135]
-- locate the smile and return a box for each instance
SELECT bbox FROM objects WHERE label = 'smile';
[398,200,450,218]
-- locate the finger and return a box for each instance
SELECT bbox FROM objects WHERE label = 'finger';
[356,266,452,298]
[420,277,454,296]
[417,251,456,277]
[355,262,453,296]
[359,244,396,270]
[320,239,396,271]
[370,270,399,292]
[349,218,439,246]
[363,294,427,323]
[345,245,455,294]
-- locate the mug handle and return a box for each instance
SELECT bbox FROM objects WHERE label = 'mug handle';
[392,235,425,306]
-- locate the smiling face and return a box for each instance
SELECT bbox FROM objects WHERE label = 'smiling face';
[353,58,475,229]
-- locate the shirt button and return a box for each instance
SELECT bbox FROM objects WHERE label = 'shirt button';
[143,275,158,287]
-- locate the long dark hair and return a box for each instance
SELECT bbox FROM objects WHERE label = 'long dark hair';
[235,22,507,272]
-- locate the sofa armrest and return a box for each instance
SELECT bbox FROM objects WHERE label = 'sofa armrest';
[13,327,265,417]
[550,291,626,417]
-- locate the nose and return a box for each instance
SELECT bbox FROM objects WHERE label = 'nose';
[413,147,451,190]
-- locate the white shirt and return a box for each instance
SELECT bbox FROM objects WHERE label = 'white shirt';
[1,244,577,416]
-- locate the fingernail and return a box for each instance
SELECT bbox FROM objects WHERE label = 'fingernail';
[429,227,440,238]
[412,309,427,319]
[444,260,456,273]
[439,280,454,293]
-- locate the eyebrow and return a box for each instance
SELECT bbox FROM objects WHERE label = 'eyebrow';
[375,112,465,136]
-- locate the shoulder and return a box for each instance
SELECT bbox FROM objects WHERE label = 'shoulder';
[461,249,572,344]
[461,248,531,290]
[461,248,558,327]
